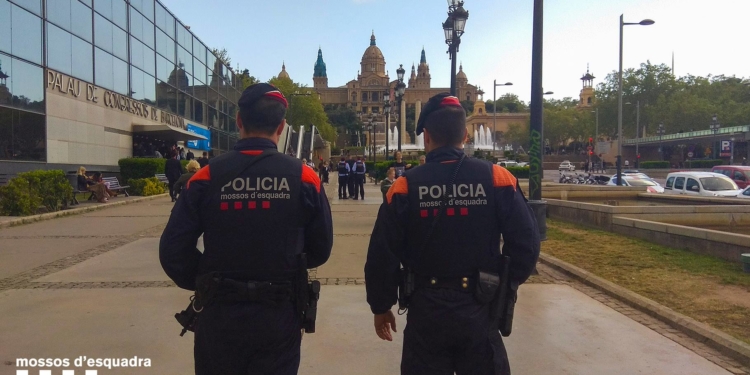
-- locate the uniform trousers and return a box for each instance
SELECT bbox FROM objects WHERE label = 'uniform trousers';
[338,175,349,198]
[401,288,510,375]
[194,300,302,375]
[347,173,355,197]
[353,174,365,199]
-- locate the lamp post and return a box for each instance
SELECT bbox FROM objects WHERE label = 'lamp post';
[528,0,546,242]
[625,100,641,168]
[384,96,391,159]
[709,114,720,159]
[443,0,469,96]
[395,65,406,152]
[617,15,654,185]
[657,122,666,161]
[492,80,513,156]
[730,137,735,165]
[367,114,375,163]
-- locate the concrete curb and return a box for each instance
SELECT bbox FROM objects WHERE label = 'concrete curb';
[0,194,169,229]
[539,252,750,367]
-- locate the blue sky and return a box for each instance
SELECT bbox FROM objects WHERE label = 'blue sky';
[161,0,750,103]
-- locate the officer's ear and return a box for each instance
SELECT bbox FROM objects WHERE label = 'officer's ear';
[236,115,244,133]
[423,129,431,146]
[275,119,286,136]
[462,128,468,144]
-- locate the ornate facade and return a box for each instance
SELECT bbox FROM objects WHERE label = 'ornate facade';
[280,32,481,146]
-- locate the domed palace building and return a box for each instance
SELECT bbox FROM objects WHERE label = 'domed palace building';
[281,32,482,147]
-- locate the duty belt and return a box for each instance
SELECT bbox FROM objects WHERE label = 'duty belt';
[210,278,292,303]
[415,275,475,292]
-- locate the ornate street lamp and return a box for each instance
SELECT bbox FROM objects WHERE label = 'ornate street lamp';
[709,114,720,159]
[656,122,666,161]
[617,15,654,185]
[368,113,375,163]
[395,64,406,152]
[492,80,513,155]
[383,95,392,159]
[443,0,469,95]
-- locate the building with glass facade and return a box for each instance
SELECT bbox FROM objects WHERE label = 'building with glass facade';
[0,0,243,173]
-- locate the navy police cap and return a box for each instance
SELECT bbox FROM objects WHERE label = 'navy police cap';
[238,83,288,114]
[416,93,463,135]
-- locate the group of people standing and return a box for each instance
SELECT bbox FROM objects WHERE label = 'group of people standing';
[337,155,367,200]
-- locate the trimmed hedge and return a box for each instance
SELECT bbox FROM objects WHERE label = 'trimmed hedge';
[0,170,72,216]
[506,166,530,178]
[127,177,166,196]
[639,161,670,169]
[684,159,725,168]
[118,158,188,181]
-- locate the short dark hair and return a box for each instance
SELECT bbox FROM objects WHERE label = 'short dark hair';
[239,97,287,135]
[424,106,466,146]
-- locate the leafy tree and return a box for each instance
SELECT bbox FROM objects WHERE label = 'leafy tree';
[211,48,231,66]
[460,100,474,117]
[488,93,528,113]
[237,69,259,90]
[267,77,337,143]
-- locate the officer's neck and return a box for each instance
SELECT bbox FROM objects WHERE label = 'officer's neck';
[241,133,279,145]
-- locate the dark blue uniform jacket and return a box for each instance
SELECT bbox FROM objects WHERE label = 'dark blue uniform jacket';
[160,138,333,290]
[365,146,540,314]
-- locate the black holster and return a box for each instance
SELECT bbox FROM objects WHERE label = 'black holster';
[494,256,518,337]
[297,253,320,333]
[398,267,415,311]
[174,295,201,337]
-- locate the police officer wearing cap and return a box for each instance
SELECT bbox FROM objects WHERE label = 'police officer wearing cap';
[160,83,333,375]
[364,93,540,375]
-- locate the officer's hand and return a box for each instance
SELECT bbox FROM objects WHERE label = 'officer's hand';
[374,310,397,341]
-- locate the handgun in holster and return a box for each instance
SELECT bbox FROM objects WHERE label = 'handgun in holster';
[297,253,320,333]
[398,267,415,311]
[494,255,518,337]
[174,273,217,337]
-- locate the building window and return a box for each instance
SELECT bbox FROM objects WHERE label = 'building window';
[129,6,154,49]
[95,48,128,95]
[130,66,155,105]
[362,107,368,114]
[47,23,94,83]
[372,92,378,102]
[154,2,175,38]
[94,14,127,60]
[156,29,175,62]
[3,4,43,65]
[0,54,45,113]
[47,0,92,42]
[0,106,46,161]
[362,92,368,102]
[11,0,42,16]
[94,0,127,30]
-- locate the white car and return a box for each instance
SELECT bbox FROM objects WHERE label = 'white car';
[737,186,750,199]
[607,175,665,193]
[558,161,575,171]
[664,172,743,197]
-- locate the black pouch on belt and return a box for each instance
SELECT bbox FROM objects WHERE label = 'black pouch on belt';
[474,270,500,304]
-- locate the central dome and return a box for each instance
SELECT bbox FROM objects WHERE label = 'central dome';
[360,32,386,77]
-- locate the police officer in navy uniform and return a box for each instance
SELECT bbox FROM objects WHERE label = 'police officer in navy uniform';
[364,93,540,375]
[347,155,357,197]
[353,156,366,200]
[160,83,333,375]
[337,156,350,199]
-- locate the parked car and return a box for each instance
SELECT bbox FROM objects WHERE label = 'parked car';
[710,166,750,189]
[737,186,750,199]
[663,172,743,197]
[558,161,575,171]
[607,175,664,193]
[498,161,519,168]
[515,162,529,167]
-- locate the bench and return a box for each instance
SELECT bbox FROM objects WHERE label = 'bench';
[154,174,169,186]
[102,177,130,197]
[67,175,94,205]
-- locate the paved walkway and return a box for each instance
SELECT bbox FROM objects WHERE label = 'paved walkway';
[0,180,745,374]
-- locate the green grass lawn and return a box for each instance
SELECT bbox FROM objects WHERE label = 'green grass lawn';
[545,219,750,344]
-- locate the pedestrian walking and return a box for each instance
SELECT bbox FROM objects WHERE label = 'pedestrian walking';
[379,168,395,203]
[365,93,540,375]
[165,151,183,202]
[160,83,333,375]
